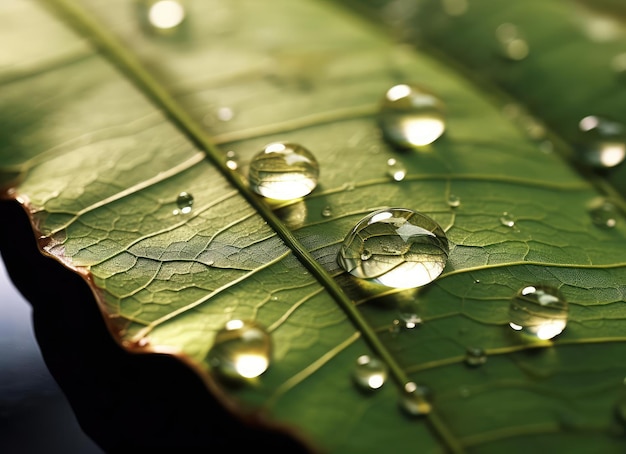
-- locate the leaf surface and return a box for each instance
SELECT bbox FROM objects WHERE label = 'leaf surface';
[1,0,626,452]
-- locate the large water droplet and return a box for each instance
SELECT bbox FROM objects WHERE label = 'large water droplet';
[337,208,449,289]
[576,116,626,169]
[386,158,407,181]
[207,320,271,380]
[500,212,515,228]
[378,84,445,148]
[496,23,529,61]
[465,347,487,367]
[589,200,618,228]
[248,142,319,200]
[174,191,193,215]
[399,382,432,416]
[509,285,568,340]
[353,355,388,391]
[147,0,186,31]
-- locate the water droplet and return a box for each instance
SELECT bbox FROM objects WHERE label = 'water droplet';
[147,0,185,31]
[509,285,568,340]
[225,150,238,170]
[399,382,432,416]
[576,116,626,169]
[207,320,271,380]
[361,249,373,261]
[386,158,407,181]
[398,311,422,329]
[248,143,320,200]
[589,200,618,228]
[496,23,529,61]
[337,208,449,289]
[389,319,402,335]
[447,193,461,208]
[465,347,487,367]
[352,355,388,391]
[175,191,193,214]
[378,84,445,148]
[500,212,515,228]
[216,107,234,122]
[321,205,332,217]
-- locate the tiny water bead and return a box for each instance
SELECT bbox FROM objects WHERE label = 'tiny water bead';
[509,285,568,340]
[589,200,618,228]
[248,142,320,200]
[174,191,193,215]
[499,212,515,228]
[386,158,407,181]
[321,205,333,218]
[225,150,238,170]
[352,355,388,391]
[495,23,529,61]
[147,0,186,31]
[378,84,446,148]
[207,320,271,380]
[447,193,461,208]
[398,311,422,329]
[576,116,626,169]
[465,347,487,367]
[399,382,432,416]
[337,208,449,289]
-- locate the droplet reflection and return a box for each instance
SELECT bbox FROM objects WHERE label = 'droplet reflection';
[174,191,193,215]
[400,382,432,416]
[353,355,388,391]
[576,116,626,169]
[148,0,185,31]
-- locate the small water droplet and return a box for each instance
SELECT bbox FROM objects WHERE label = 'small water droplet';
[147,0,185,31]
[321,205,333,217]
[207,320,271,380]
[216,107,234,122]
[337,208,449,289]
[386,158,407,181]
[248,142,319,200]
[398,311,422,329]
[496,23,529,61]
[389,319,402,336]
[509,285,568,340]
[500,212,515,228]
[576,116,626,169]
[378,84,445,148]
[589,200,618,228]
[399,382,432,416]
[225,150,238,170]
[361,249,373,261]
[352,355,388,391]
[175,191,194,214]
[447,193,461,208]
[465,347,487,367]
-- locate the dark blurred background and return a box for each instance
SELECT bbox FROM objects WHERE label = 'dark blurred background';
[0,258,103,454]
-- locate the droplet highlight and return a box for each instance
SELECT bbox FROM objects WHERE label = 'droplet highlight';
[399,382,432,416]
[509,285,568,340]
[465,347,487,367]
[386,158,407,181]
[398,311,422,329]
[576,116,626,169]
[496,23,529,61]
[500,212,515,228]
[225,150,238,170]
[589,200,618,228]
[148,0,185,31]
[207,320,271,380]
[337,208,449,289]
[353,355,388,391]
[378,84,445,148]
[174,191,193,215]
[248,142,319,200]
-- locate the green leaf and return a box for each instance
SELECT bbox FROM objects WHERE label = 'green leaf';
[1,0,625,452]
